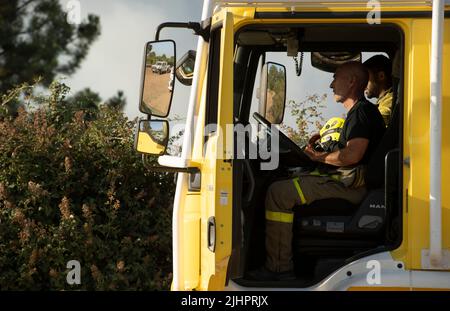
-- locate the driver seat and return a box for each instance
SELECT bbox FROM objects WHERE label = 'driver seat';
[293,189,386,249]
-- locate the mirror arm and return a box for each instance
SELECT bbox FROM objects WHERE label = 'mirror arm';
[142,154,200,174]
[155,20,211,42]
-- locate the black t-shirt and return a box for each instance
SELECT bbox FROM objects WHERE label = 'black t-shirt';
[337,98,386,165]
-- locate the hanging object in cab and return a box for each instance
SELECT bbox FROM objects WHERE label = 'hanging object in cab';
[311,52,361,73]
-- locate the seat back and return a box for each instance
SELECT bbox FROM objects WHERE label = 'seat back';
[365,81,401,189]
[347,188,386,234]
[294,189,385,238]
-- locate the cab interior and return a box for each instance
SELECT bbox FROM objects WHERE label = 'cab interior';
[224,23,404,287]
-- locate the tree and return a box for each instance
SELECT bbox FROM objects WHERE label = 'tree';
[66,88,101,108]
[63,87,102,121]
[51,87,127,123]
[0,0,101,94]
[281,94,327,146]
[105,90,127,111]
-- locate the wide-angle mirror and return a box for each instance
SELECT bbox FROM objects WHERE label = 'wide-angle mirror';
[175,50,196,86]
[134,120,169,155]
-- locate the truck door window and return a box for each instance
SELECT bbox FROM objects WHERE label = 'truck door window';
[205,28,221,139]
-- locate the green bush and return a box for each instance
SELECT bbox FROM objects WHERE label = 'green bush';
[0,82,174,290]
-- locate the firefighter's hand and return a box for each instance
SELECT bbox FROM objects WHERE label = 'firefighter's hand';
[308,133,321,148]
[304,145,325,162]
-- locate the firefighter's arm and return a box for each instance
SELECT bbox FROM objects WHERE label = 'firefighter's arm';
[304,138,369,166]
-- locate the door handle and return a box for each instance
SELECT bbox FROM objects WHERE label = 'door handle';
[207,217,216,252]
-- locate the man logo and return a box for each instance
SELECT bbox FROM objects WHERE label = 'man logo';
[369,204,385,209]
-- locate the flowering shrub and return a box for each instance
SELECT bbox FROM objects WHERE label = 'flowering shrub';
[0,83,174,290]
[281,94,327,146]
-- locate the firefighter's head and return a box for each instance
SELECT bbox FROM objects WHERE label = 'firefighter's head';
[330,61,369,104]
[363,55,392,99]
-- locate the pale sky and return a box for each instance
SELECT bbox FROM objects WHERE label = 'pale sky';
[61,0,202,121]
[62,0,378,136]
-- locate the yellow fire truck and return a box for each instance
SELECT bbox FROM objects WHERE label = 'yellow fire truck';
[134,0,450,290]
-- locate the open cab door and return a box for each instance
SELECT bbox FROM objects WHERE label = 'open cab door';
[135,10,235,290]
[199,11,234,290]
[134,28,205,291]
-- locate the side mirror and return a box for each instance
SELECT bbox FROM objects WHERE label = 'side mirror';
[140,40,176,117]
[175,50,196,86]
[311,52,361,73]
[258,62,286,124]
[134,120,169,155]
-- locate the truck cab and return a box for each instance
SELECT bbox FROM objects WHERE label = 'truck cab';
[135,0,450,290]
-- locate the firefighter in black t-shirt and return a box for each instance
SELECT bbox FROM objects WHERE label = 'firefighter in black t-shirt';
[248,61,385,281]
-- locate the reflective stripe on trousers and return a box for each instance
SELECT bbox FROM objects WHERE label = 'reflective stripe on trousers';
[264,177,307,224]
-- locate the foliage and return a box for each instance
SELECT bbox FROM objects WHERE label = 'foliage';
[281,94,327,146]
[146,51,175,67]
[0,0,101,115]
[105,91,127,111]
[0,82,174,290]
[62,88,127,119]
[0,0,100,93]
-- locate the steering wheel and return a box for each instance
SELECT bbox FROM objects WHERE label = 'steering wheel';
[252,112,315,166]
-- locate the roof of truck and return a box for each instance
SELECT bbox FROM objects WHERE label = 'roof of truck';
[215,0,449,7]
[214,0,450,10]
